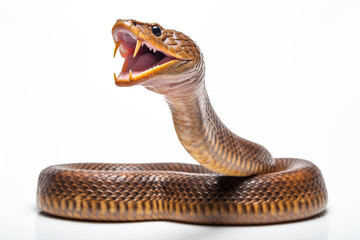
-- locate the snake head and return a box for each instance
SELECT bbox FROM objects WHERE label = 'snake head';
[112,19,203,93]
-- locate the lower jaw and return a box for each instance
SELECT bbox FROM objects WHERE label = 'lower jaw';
[116,59,189,88]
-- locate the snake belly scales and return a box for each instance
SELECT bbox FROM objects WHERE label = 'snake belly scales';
[37,19,328,225]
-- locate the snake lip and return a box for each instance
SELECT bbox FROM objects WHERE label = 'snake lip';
[112,27,182,86]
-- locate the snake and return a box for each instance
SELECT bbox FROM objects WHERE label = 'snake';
[37,19,327,225]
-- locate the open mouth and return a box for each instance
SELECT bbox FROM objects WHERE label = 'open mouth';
[113,29,178,84]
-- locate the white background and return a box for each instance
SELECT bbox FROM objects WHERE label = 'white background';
[1,0,359,239]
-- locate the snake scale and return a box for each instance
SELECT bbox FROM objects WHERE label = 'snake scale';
[37,19,327,225]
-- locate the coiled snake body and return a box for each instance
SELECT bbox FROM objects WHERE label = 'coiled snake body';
[37,19,327,225]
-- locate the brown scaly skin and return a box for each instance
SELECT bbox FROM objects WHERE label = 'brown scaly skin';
[37,19,327,224]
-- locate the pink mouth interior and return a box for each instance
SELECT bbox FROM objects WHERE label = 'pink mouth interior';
[116,31,176,79]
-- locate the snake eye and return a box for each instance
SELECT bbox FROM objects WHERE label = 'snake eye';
[152,25,162,37]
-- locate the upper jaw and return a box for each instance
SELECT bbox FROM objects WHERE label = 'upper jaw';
[112,22,183,87]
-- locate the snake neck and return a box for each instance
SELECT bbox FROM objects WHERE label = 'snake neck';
[163,73,275,176]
